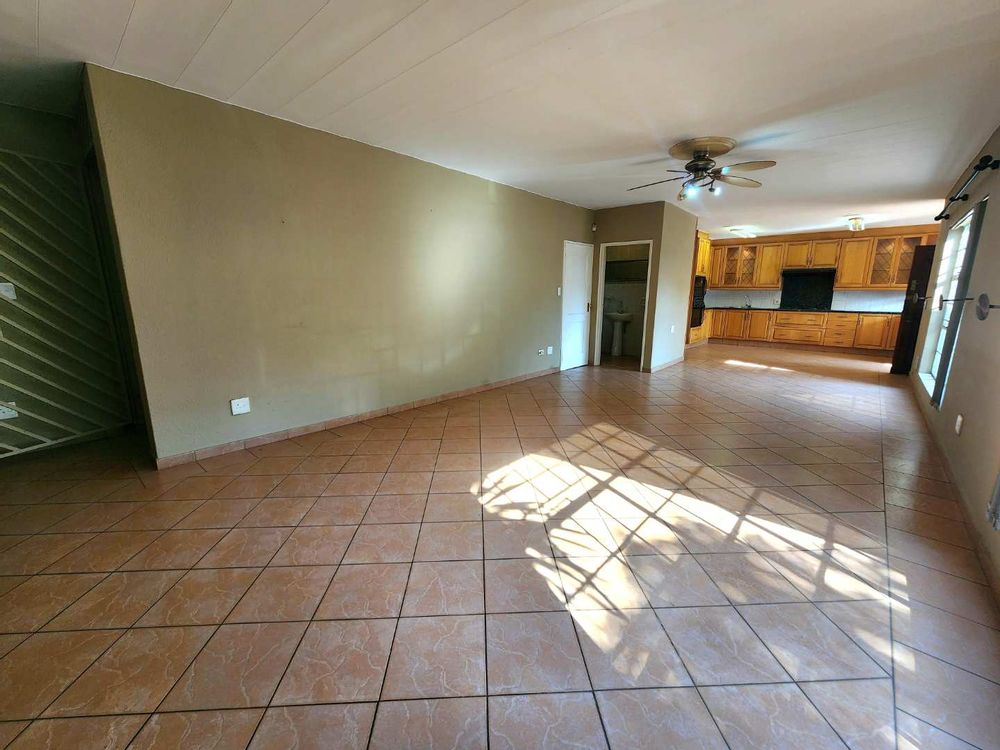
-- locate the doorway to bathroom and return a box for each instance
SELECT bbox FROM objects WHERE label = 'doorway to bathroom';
[593,241,652,371]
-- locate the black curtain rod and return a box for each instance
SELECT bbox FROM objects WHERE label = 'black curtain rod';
[934,154,999,221]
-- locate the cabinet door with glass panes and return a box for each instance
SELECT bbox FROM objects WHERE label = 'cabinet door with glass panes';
[868,235,922,288]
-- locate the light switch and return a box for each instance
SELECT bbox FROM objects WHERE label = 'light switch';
[231,397,251,415]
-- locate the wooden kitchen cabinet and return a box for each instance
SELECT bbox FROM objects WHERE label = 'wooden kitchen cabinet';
[783,242,811,268]
[753,244,784,288]
[721,310,748,338]
[746,310,772,340]
[710,308,727,337]
[835,238,873,288]
[708,246,726,288]
[809,239,841,267]
[695,231,712,277]
[885,314,901,350]
[853,314,892,349]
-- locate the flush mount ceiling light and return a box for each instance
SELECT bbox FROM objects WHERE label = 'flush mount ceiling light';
[629,136,776,201]
[726,226,757,239]
[846,216,865,231]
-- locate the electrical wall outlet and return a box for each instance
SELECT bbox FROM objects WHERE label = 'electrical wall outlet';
[230,397,251,415]
[0,403,17,420]
[546,345,553,355]
[955,414,964,435]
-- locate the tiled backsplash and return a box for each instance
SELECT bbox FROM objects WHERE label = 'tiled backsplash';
[704,289,905,312]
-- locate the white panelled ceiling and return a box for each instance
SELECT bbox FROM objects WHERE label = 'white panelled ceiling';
[2,0,999,236]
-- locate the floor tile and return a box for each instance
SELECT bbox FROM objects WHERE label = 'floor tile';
[197,527,292,568]
[227,565,335,622]
[415,521,483,561]
[238,497,316,527]
[342,523,419,563]
[137,568,259,626]
[556,555,648,611]
[596,687,727,750]
[738,602,886,680]
[363,494,427,523]
[161,622,305,710]
[701,683,846,750]
[248,704,375,750]
[315,563,409,619]
[7,715,146,750]
[483,519,551,558]
[486,611,589,694]
[402,561,484,616]
[129,709,263,750]
[43,570,183,630]
[573,607,691,689]
[270,525,355,566]
[382,615,486,699]
[655,606,787,685]
[0,573,104,633]
[695,552,806,604]
[627,553,728,607]
[369,697,487,750]
[484,556,565,613]
[0,629,123,720]
[300,496,371,525]
[800,678,895,750]
[893,642,1000,749]
[489,692,608,750]
[118,529,227,570]
[273,619,394,704]
[46,626,212,716]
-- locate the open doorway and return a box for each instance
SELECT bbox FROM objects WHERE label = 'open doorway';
[594,241,653,371]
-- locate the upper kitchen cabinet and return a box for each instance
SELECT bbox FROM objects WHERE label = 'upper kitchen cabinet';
[695,231,712,277]
[753,243,784,287]
[783,241,811,268]
[834,238,873,288]
[809,239,841,267]
[707,226,937,291]
[866,235,923,288]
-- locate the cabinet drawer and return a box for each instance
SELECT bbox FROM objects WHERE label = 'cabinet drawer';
[772,327,824,344]
[823,331,856,347]
[773,312,826,327]
[826,313,859,328]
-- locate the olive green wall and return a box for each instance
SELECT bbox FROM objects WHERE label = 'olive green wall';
[911,124,1000,587]
[0,103,82,165]
[84,65,593,461]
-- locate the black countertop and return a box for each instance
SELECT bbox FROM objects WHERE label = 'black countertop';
[706,306,901,314]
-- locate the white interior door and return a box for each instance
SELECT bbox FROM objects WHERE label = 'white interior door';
[561,241,593,370]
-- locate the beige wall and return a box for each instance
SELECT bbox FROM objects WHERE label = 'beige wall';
[84,66,593,460]
[590,201,697,371]
[650,202,698,369]
[910,124,1000,585]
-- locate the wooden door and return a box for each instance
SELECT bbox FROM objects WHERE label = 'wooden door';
[721,247,741,287]
[892,236,919,288]
[737,245,758,287]
[784,242,810,268]
[746,311,771,340]
[853,314,890,349]
[722,310,747,338]
[836,238,873,288]
[708,247,725,287]
[810,239,841,267]
[754,244,783,288]
[885,315,901,351]
[867,237,897,287]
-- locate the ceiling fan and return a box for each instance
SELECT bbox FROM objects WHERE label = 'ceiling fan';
[628,136,776,200]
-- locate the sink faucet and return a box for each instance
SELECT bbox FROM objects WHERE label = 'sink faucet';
[744,295,752,309]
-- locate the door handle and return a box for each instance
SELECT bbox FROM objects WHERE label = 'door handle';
[586,302,591,312]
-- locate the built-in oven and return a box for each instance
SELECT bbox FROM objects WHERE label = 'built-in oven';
[690,275,707,327]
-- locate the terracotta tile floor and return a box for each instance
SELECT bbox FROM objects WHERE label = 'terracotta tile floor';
[0,343,998,749]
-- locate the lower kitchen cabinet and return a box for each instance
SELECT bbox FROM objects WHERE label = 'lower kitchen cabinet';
[746,310,772,340]
[706,309,900,351]
[853,314,894,349]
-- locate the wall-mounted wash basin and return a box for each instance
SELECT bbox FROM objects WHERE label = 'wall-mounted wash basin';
[604,312,633,356]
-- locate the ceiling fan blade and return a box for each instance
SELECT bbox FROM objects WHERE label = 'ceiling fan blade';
[713,174,762,188]
[627,175,687,191]
[719,160,776,173]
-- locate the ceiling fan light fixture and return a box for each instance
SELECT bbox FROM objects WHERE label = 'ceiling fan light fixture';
[684,184,700,198]
[726,226,757,239]
[846,216,865,231]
